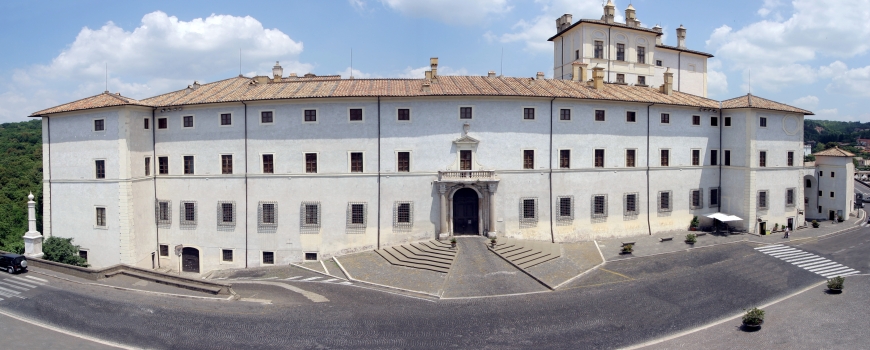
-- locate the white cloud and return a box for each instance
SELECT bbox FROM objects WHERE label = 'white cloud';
[792,95,819,109]
[348,0,366,11]
[0,11,312,122]
[488,0,612,53]
[337,67,380,79]
[757,0,784,18]
[378,0,512,25]
[707,59,728,97]
[820,61,870,97]
[397,65,469,79]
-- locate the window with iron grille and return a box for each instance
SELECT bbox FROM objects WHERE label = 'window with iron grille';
[222,249,233,262]
[592,195,607,218]
[397,108,410,121]
[594,149,605,168]
[711,116,718,126]
[786,188,795,207]
[660,149,669,166]
[710,150,718,166]
[95,207,106,227]
[261,111,273,123]
[759,151,767,167]
[616,74,625,83]
[692,115,700,125]
[710,188,720,207]
[759,117,767,127]
[156,200,171,227]
[180,201,197,228]
[158,157,168,174]
[626,111,636,122]
[559,150,570,169]
[394,201,413,231]
[218,201,235,230]
[724,117,731,126]
[523,108,535,120]
[787,151,794,166]
[305,153,317,173]
[95,160,105,179]
[258,201,277,232]
[262,154,274,174]
[637,46,645,63]
[300,202,321,231]
[692,149,700,166]
[556,196,573,224]
[460,150,472,170]
[658,191,672,212]
[183,116,194,128]
[262,251,274,264]
[637,76,646,85]
[145,157,151,176]
[351,152,363,172]
[523,150,534,169]
[690,189,703,209]
[159,244,169,257]
[397,152,410,172]
[594,41,604,58]
[616,43,625,61]
[144,118,150,129]
[460,107,473,119]
[94,119,105,131]
[349,108,363,121]
[624,193,639,217]
[758,191,768,209]
[560,109,571,121]
[724,150,731,166]
[304,109,317,122]
[347,202,367,233]
[595,110,605,121]
[222,155,233,174]
[183,156,194,174]
[519,198,538,228]
[158,118,167,129]
[626,149,636,167]
[661,113,670,124]
[220,113,232,126]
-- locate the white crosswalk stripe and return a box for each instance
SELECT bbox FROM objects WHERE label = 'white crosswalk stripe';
[300,276,322,281]
[322,278,338,283]
[286,276,302,280]
[23,275,48,283]
[0,281,28,291]
[4,278,37,288]
[755,245,860,279]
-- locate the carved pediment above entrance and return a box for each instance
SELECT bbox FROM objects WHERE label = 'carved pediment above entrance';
[453,134,480,145]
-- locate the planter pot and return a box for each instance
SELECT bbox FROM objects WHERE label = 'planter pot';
[742,321,763,331]
[620,251,633,255]
[690,227,697,231]
[685,241,696,245]
[827,288,843,294]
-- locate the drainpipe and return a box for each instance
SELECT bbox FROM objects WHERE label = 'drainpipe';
[677,52,682,92]
[607,27,612,82]
[549,97,556,243]
[151,108,158,267]
[242,101,248,268]
[46,116,53,239]
[718,104,722,212]
[377,96,381,250]
[646,103,655,235]
[560,37,564,79]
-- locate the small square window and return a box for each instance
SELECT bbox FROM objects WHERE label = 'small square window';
[397,108,410,121]
[460,107,473,119]
[595,110,605,121]
[349,203,366,226]
[661,113,670,124]
[524,108,535,120]
[637,76,646,85]
[656,60,663,67]
[220,113,232,126]
[711,116,718,126]
[222,249,233,262]
[560,109,571,121]
[262,251,275,264]
[144,118,150,130]
[626,111,636,123]
[760,117,767,127]
[692,115,700,125]
[349,108,363,121]
[304,252,318,261]
[616,74,625,83]
[724,117,732,127]
[183,115,194,128]
[304,109,317,122]
[158,118,168,129]
[94,119,105,131]
[261,111,273,124]
[159,244,169,257]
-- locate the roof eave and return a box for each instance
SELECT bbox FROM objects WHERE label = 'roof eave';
[548,20,662,41]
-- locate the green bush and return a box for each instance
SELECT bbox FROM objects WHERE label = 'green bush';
[690,216,699,228]
[621,244,634,253]
[43,236,89,267]
[837,215,844,222]
[685,233,697,244]
[742,307,764,326]
[811,220,820,228]
[827,276,845,290]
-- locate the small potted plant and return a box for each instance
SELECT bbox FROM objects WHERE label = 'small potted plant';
[685,233,697,244]
[742,307,764,330]
[450,237,457,248]
[827,276,845,294]
[689,216,699,231]
[490,236,497,247]
[837,215,844,223]
[811,220,820,228]
[773,223,779,232]
[621,244,633,254]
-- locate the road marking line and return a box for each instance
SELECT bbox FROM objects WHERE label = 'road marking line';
[784,255,821,263]
[817,266,854,275]
[259,277,278,280]
[765,249,802,256]
[599,268,633,280]
[756,246,792,253]
[827,271,860,278]
[286,276,302,280]
[23,275,48,283]
[0,286,21,295]
[822,270,856,278]
[769,251,809,258]
[10,276,42,285]
[795,259,831,268]
[804,262,840,271]
[338,281,353,285]
[232,281,329,302]
[322,278,338,283]
[810,265,847,274]
[755,244,783,250]
[300,277,321,281]
[0,281,28,291]
[2,279,36,289]
[0,308,135,349]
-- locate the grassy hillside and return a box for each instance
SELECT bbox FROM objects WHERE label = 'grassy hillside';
[804,119,870,145]
[0,119,42,253]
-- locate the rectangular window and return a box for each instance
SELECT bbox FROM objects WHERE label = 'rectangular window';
[787,151,794,166]
[304,109,317,122]
[616,74,625,83]
[626,111,636,122]
[560,150,570,169]
[350,203,365,225]
[397,108,410,121]
[261,203,276,224]
[786,188,795,207]
[760,117,767,127]
[661,113,670,124]
[710,188,720,207]
[144,118,150,129]
[818,190,822,196]
[262,252,274,265]
[625,193,638,216]
[724,117,732,127]
[222,249,233,262]
[95,160,105,179]
[94,119,105,131]
[831,172,835,178]
[183,156,194,175]
[145,157,151,176]
[156,200,171,226]
[221,202,234,224]
[222,155,233,174]
[183,115,194,128]
[261,111,273,124]
[183,202,196,222]
[660,149,669,166]
[349,108,362,121]
[351,152,364,172]
[594,149,605,168]
[304,252,318,261]
[523,150,535,169]
[575,50,579,60]
[460,107,473,119]
[303,203,320,226]
[158,118,167,129]
[637,46,645,63]
[659,191,672,212]
[305,153,317,173]
[79,250,88,261]
[397,202,411,223]
[560,109,571,121]
[592,195,607,218]
[522,199,536,219]
[759,151,767,167]
[616,43,625,61]
[397,152,410,172]
[559,197,572,218]
[758,191,768,209]
[637,76,646,85]
[158,157,168,175]
[220,113,231,126]
[830,191,834,198]
[524,107,535,120]
[692,115,700,125]
[724,150,731,166]
[692,150,700,166]
[159,245,169,257]
[626,149,636,167]
[711,116,718,126]
[711,150,718,166]
[690,189,703,209]
[656,60,663,67]
[95,207,106,227]
[595,110,605,121]
[594,41,604,59]
[460,150,472,170]
[262,154,274,174]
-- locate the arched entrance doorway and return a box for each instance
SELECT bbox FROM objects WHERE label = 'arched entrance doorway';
[181,247,200,273]
[453,188,479,235]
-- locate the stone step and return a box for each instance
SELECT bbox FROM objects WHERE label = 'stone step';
[383,247,452,269]
[421,240,456,253]
[407,244,455,261]
[517,254,560,269]
[394,245,454,265]
[412,241,456,256]
[375,249,450,273]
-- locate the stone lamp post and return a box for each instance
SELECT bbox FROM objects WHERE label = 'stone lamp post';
[22,192,44,258]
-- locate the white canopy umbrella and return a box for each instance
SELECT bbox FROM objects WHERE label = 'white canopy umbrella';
[706,213,743,222]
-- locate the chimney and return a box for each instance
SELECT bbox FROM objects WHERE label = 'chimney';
[536,72,545,80]
[425,70,432,80]
[488,71,496,78]
[625,4,637,27]
[677,25,687,49]
[272,61,283,81]
[660,68,674,95]
[555,14,573,32]
[592,67,605,90]
[571,62,588,82]
[603,0,616,23]
[430,57,438,79]
[422,81,431,93]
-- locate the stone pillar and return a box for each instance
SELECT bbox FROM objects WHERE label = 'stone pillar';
[439,184,449,240]
[488,184,498,238]
[22,192,44,258]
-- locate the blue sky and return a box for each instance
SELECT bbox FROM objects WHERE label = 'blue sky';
[1,0,868,123]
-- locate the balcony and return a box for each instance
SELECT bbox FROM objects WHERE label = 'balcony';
[438,170,496,182]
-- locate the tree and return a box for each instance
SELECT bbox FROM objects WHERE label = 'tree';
[43,236,89,267]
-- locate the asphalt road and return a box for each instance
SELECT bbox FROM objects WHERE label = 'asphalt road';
[0,241,831,349]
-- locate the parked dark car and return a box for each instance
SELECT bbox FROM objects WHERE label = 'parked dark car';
[0,253,27,274]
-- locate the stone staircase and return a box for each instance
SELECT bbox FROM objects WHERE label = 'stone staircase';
[489,238,561,269]
[375,240,457,273]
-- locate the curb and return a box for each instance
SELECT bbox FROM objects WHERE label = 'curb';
[32,270,234,301]
[486,244,554,291]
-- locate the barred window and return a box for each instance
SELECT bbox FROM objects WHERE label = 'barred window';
[594,149,605,168]
[556,196,573,224]
[658,191,672,212]
[349,108,363,121]
[661,113,670,124]
[183,115,194,128]
[145,157,151,176]
[262,154,274,174]
[222,155,233,174]
[710,188,720,207]
[592,195,607,218]
[351,152,364,172]
[261,111,273,123]
[523,108,535,120]
[692,115,700,125]
[347,202,367,233]
[398,108,410,121]
[523,150,534,169]
[595,110,605,121]
[692,150,700,166]
[786,188,795,207]
[301,202,321,227]
[690,189,703,209]
[95,207,106,227]
[94,119,105,131]
[758,191,768,209]
[263,251,274,265]
[95,160,105,179]
[222,249,233,262]
[624,193,639,216]
[156,200,171,227]
[519,198,538,228]
[626,111,636,122]
[397,152,410,172]
[258,202,278,232]
[159,244,169,257]
[305,153,317,173]
[304,109,317,122]
[183,156,194,174]
[394,202,414,231]
[759,151,767,167]
[158,157,169,174]
[660,149,669,167]
[626,149,636,167]
[220,113,232,126]
[560,150,570,169]
[180,201,197,228]
[218,201,236,229]
[560,109,571,121]
[460,107,473,119]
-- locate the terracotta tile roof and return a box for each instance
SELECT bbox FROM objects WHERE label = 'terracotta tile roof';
[655,44,714,58]
[721,94,814,115]
[813,147,855,157]
[548,19,662,41]
[31,91,149,116]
